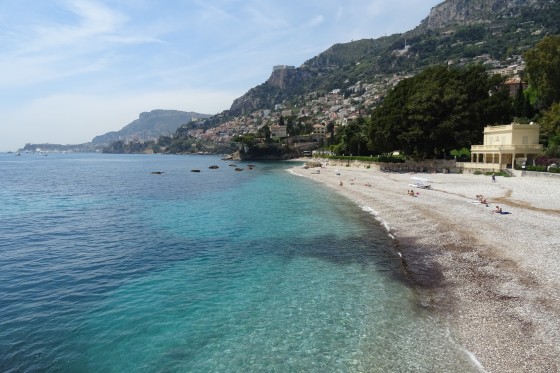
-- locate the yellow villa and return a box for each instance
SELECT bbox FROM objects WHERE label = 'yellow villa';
[465,123,543,171]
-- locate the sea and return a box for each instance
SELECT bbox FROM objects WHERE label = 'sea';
[0,153,480,372]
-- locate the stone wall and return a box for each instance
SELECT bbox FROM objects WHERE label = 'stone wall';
[321,158,459,173]
[509,169,560,179]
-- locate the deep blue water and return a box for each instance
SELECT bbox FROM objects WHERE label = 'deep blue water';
[0,153,478,372]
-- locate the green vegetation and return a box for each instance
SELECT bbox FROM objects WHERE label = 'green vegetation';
[450,148,471,161]
[540,103,560,156]
[324,34,560,167]
[522,35,560,160]
[367,65,512,160]
[525,36,560,109]
[522,165,560,173]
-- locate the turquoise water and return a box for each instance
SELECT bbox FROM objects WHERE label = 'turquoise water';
[0,153,478,372]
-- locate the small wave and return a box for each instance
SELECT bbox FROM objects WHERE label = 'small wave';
[360,205,378,215]
[444,327,487,373]
[462,348,487,372]
[361,205,392,235]
[286,169,302,177]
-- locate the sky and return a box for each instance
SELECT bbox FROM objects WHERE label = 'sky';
[0,0,442,152]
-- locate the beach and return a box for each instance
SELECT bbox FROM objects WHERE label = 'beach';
[290,161,560,372]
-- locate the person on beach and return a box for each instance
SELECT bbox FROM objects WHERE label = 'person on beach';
[493,205,503,214]
[492,173,496,182]
[339,181,343,186]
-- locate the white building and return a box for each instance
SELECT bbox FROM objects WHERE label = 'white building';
[467,123,543,170]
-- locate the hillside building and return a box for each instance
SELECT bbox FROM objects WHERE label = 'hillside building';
[270,125,287,139]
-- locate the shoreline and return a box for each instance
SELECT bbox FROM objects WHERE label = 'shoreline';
[288,160,560,372]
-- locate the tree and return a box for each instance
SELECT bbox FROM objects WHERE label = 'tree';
[286,117,295,136]
[368,65,512,159]
[326,121,335,145]
[540,103,560,147]
[525,36,560,109]
[513,81,536,119]
[234,134,256,147]
[513,82,527,117]
[258,125,271,142]
[337,117,370,156]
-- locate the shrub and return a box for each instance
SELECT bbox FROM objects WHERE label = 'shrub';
[525,165,547,172]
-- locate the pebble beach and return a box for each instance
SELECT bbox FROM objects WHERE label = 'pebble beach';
[290,161,560,373]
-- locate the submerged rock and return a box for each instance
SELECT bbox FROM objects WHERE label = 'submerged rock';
[191,169,201,172]
[209,165,219,169]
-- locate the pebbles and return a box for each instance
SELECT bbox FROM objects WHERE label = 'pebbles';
[291,165,560,372]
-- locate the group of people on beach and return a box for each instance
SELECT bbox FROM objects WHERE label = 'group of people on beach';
[475,194,506,214]
[407,190,419,197]
[476,194,489,206]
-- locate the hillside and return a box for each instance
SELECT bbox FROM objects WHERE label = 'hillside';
[228,0,559,116]
[92,109,211,146]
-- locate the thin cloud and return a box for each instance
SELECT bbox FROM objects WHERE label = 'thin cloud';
[244,6,290,29]
[21,1,125,53]
[305,15,325,28]
[192,0,237,24]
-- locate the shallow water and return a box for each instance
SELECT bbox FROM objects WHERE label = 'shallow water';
[0,153,478,372]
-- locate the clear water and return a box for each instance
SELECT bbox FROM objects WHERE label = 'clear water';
[0,153,478,372]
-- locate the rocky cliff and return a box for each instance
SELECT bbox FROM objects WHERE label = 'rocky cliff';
[419,0,555,30]
[229,67,309,116]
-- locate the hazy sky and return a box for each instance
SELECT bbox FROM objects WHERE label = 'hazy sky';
[0,0,442,151]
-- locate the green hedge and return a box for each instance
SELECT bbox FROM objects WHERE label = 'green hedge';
[516,165,560,173]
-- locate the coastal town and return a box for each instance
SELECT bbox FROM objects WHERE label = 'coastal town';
[174,55,527,150]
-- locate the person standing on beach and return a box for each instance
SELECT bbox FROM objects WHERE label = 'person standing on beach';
[492,173,496,182]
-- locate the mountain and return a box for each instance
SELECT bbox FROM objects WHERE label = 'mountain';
[418,0,554,30]
[228,0,559,116]
[92,109,211,145]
